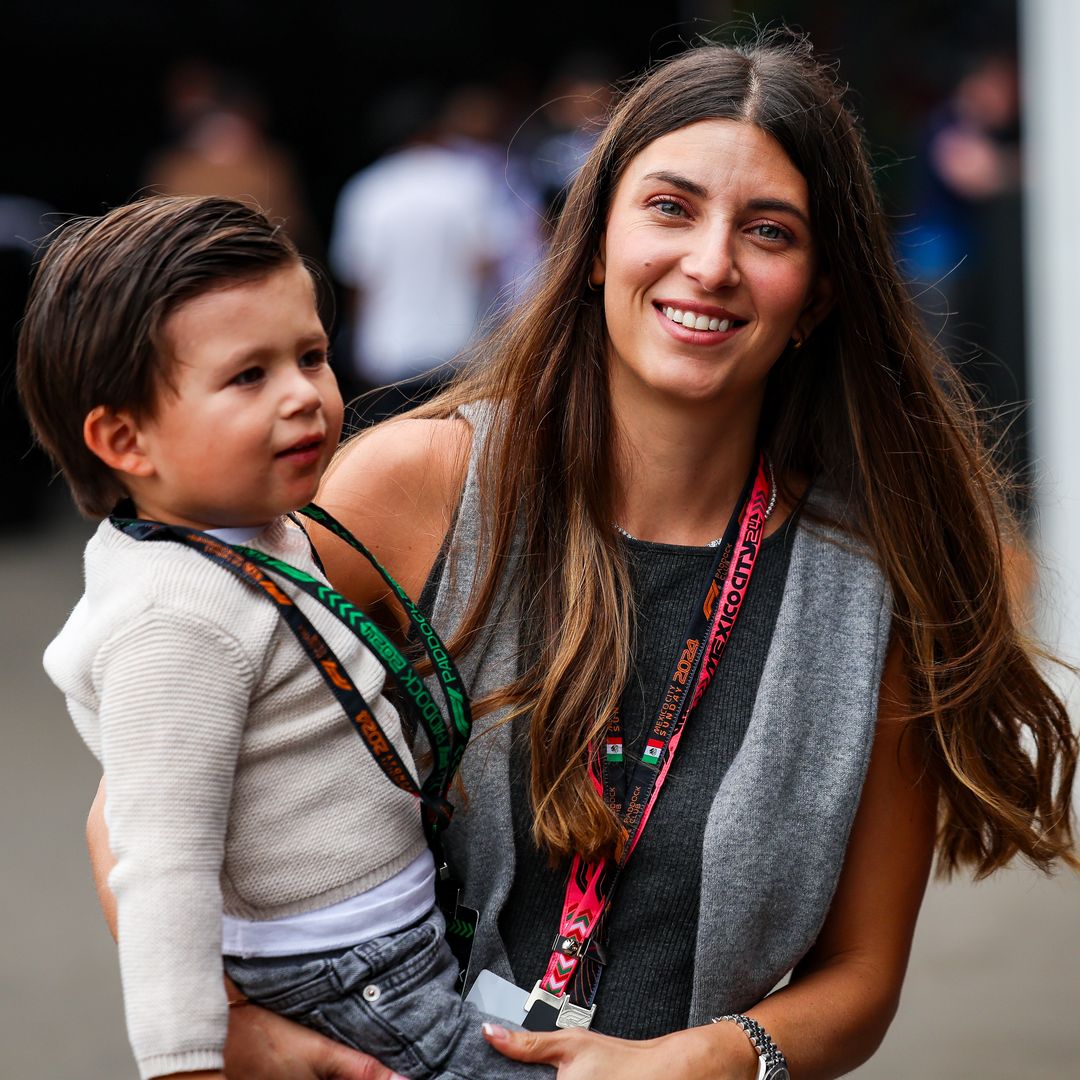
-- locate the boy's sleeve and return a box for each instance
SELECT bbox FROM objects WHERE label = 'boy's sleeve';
[95,607,255,1080]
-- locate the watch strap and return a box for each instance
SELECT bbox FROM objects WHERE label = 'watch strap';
[711,1013,789,1077]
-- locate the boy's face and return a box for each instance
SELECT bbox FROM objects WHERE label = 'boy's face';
[130,262,344,530]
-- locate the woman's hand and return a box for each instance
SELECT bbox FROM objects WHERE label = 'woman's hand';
[224,1003,407,1080]
[483,1020,758,1080]
[163,1072,226,1080]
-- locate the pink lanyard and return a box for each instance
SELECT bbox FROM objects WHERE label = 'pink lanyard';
[525,454,771,1028]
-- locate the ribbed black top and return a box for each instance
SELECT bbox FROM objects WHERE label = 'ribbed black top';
[419,516,796,1038]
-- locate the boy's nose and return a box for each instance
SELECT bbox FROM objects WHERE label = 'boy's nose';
[281,372,323,415]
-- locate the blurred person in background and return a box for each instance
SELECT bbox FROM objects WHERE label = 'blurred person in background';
[141,58,320,259]
[898,49,1028,510]
[528,50,616,223]
[328,83,520,428]
[440,82,546,311]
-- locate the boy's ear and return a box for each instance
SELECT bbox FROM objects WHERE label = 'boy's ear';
[83,406,156,479]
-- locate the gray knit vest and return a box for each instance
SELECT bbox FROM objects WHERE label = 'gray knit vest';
[433,403,892,1023]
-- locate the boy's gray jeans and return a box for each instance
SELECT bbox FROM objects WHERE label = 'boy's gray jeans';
[225,907,554,1080]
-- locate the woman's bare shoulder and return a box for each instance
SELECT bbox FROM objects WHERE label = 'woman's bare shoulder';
[321,416,471,510]
[313,416,472,612]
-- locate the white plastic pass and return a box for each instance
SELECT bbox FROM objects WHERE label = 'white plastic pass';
[464,968,529,1025]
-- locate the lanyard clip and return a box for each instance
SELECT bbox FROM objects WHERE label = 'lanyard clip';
[523,982,597,1031]
[551,934,585,959]
[550,933,608,966]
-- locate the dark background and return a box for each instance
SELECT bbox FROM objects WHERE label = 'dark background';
[2,0,1028,523]
[3,0,1019,239]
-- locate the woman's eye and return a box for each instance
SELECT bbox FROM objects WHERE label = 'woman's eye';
[649,198,688,218]
[750,222,793,242]
[231,366,264,386]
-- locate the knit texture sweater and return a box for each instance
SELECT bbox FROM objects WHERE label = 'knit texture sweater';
[45,517,426,1080]
[432,403,893,1030]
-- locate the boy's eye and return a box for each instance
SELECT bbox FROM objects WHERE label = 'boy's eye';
[231,366,264,386]
[299,348,328,369]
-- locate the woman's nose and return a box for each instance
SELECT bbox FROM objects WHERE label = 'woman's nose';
[682,225,740,292]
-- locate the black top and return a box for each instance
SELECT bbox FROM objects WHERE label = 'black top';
[419,516,797,1038]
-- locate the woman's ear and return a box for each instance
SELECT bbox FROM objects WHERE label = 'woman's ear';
[796,273,835,341]
[590,234,607,289]
[83,406,155,479]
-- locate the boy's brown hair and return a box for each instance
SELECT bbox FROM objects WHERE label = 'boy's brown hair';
[17,195,300,517]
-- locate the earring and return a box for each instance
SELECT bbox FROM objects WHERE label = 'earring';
[791,335,804,351]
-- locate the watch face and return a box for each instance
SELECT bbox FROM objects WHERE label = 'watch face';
[763,1067,790,1080]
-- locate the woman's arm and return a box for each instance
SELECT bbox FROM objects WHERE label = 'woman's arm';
[487,639,938,1079]
[87,776,117,934]
[749,638,938,1074]
[313,416,471,637]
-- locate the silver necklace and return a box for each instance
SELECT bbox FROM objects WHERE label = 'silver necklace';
[613,453,777,547]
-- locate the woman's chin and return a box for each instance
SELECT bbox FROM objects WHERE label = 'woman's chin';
[638,373,759,411]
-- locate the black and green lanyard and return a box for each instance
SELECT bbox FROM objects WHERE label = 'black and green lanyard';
[111,503,478,988]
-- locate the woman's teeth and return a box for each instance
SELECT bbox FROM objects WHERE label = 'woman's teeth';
[662,306,732,332]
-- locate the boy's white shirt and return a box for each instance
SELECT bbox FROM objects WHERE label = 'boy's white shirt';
[221,846,435,957]
[46,516,430,1079]
[203,523,267,543]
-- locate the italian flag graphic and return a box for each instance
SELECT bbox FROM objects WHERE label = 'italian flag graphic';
[605,737,624,763]
[642,739,664,765]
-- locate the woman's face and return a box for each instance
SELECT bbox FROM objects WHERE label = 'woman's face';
[594,118,831,409]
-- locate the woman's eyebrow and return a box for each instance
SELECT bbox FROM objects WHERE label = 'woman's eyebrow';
[640,170,708,198]
[747,198,811,229]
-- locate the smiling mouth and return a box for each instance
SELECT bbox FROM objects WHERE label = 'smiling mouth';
[658,305,747,333]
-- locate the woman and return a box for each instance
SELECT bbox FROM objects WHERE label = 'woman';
[88,32,1076,1080]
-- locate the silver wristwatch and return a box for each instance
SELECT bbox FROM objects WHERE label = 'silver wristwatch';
[711,1013,790,1080]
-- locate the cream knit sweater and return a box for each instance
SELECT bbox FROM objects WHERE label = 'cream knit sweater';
[45,517,427,1079]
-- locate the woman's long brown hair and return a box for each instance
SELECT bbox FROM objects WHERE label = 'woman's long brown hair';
[406,32,1077,876]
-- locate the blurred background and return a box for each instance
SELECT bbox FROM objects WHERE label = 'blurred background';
[2,0,1077,1076]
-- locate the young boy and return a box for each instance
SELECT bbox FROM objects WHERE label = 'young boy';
[18,196,541,1080]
